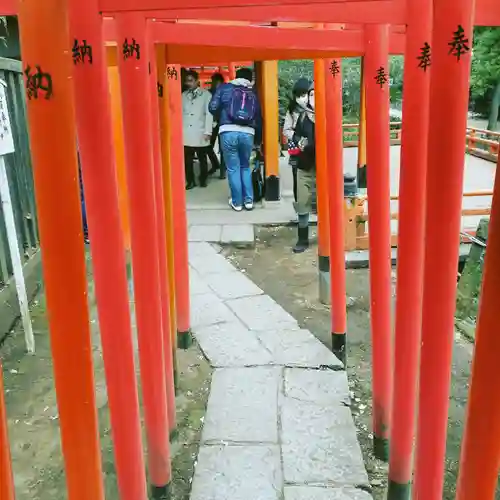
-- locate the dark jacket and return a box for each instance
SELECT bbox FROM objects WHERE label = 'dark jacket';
[293,112,316,171]
[209,79,263,145]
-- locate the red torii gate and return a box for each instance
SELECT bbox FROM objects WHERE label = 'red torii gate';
[0,0,499,500]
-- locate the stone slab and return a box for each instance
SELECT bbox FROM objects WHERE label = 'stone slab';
[204,271,263,300]
[189,241,220,258]
[190,293,238,329]
[190,444,282,500]
[188,224,222,242]
[220,224,255,244]
[194,322,273,367]
[281,396,368,486]
[284,487,372,500]
[202,367,281,443]
[284,368,350,406]
[257,329,343,369]
[227,295,298,331]
[190,252,238,276]
[189,268,212,296]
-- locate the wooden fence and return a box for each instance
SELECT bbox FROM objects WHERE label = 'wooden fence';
[0,57,39,287]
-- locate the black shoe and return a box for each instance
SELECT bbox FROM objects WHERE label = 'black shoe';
[292,226,309,253]
[207,167,218,176]
[186,181,196,190]
[219,173,226,180]
[199,178,207,188]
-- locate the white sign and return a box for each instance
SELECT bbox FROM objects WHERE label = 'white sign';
[0,81,14,156]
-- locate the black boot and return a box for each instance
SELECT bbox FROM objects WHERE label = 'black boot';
[293,226,309,253]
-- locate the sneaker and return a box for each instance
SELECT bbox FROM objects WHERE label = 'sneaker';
[244,201,254,211]
[229,199,242,212]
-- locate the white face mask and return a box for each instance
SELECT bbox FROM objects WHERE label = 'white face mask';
[296,95,308,108]
[308,91,315,110]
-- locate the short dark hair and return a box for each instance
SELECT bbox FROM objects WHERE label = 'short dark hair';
[185,69,199,81]
[235,67,253,81]
[211,72,225,84]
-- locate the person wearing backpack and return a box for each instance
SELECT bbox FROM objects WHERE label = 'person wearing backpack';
[209,67,262,212]
[292,81,316,253]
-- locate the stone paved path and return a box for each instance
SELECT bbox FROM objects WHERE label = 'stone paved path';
[188,242,372,500]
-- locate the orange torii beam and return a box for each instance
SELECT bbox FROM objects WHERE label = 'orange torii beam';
[99,0,497,25]
[0,0,497,24]
[100,0,398,10]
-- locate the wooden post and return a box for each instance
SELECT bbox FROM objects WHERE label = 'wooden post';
[157,46,179,381]
[324,58,347,363]
[0,361,15,500]
[116,13,172,497]
[260,60,280,201]
[413,1,475,497]
[149,40,176,432]
[456,155,500,499]
[17,0,105,497]
[228,62,236,80]
[364,24,392,462]
[357,60,367,191]
[387,0,432,497]
[314,59,331,305]
[166,59,192,350]
[69,3,148,498]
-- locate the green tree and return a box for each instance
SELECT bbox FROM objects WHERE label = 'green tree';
[470,27,500,130]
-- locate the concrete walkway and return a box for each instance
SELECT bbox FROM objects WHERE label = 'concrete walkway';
[188,242,372,500]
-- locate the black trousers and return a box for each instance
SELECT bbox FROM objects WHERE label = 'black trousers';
[184,146,209,185]
[207,125,226,176]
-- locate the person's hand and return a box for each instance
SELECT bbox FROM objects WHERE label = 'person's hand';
[204,133,212,141]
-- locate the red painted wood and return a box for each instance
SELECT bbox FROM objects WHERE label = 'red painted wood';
[456,156,500,500]
[68,0,148,498]
[100,0,391,12]
[115,12,172,489]
[388,0,431,490]
[413,0,475,497]
[364,23,393,458]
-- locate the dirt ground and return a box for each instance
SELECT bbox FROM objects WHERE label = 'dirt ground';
[224,225,491,500]
[1,261,211,500]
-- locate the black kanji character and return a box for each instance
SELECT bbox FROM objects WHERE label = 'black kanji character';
[157,82,164,98]
[374,66,388,88]
[72,39,93,65]
[24,65,53,100]
[417,42,431,72]
[123,38,141,60]
[329,60,340,77]
[166,66,178,80]
[448,25,470,61]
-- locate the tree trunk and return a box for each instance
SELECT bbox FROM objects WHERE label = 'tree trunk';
[487,80,500,131]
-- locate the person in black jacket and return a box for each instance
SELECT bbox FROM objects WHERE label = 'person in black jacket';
[292,82,316,253]
[207,72,226,179]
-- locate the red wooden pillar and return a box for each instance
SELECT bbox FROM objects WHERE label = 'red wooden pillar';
[314,59,331,305]
[115,14,172,497]
[324,58,347,363]
[364,24,392,462]
[413,1,475,498]
[456,152,500,500]
[228,62,236,80]
[0,362,14,500]
[166,60,192,349]
[149,38,176,433]
[387,0,432,497]
[68,4,147,499]
[17,1,104,498]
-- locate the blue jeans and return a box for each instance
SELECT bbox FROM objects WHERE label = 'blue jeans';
[220,131,254,206]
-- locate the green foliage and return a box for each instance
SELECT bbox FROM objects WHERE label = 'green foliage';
[470,27,500,100]
[278,56,404,125]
